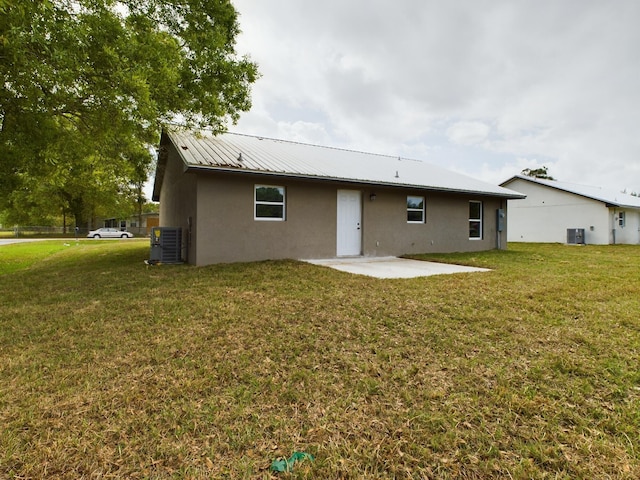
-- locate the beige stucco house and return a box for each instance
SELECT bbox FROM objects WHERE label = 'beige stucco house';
[152,130,525,266]
[501,175,640,245]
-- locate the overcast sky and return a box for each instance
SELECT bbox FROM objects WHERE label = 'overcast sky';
[229,0,640,193]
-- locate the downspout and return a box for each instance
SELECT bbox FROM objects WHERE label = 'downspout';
[612,209,617,245]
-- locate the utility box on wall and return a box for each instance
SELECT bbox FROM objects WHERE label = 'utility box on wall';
[567,228,585,245]
[150,227,182,263]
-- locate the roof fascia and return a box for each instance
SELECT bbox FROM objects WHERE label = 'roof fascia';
[151,131,171,202]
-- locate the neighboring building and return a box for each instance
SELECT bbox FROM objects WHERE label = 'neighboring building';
[152,130,525,266]
[103,213,159,236]
[500,175,640,245]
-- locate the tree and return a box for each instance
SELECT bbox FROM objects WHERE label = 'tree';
[521,166,555,180]
[0,0,258,226]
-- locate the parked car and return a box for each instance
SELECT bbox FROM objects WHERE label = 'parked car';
[87,228,134,239]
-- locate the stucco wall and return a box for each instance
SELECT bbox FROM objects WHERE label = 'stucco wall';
[613,209,640,244]
[157,143,198,263]
[362,187,505,256]
[504,178,610,244]
[190,173,506,265]
[195,174,338,265]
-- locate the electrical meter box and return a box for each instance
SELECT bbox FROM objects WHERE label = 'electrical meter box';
[150,227,182,263]
[496,209,505,232]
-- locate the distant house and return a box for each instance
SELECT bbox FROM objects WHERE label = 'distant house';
[152,130,524,266]
[103,212,159,236]
[500,175,640,245]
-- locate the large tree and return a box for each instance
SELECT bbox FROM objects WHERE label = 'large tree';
[0,0,258,227]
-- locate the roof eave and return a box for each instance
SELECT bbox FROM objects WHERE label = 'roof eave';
[152,132,170,202]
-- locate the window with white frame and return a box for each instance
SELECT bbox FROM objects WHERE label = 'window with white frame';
[255,185,285,220]
[407,196,425,223]
[618,211,626,227]
[469,201,483,239]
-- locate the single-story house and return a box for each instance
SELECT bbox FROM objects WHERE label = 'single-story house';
[102,212,159,236]
[152,130,525,265]
[500,175,640,245]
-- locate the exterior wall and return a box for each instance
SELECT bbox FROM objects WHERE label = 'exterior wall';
[361,187,505,257]
[191,173,507,265]
[195,174,337,265]
[126,214,159,236]
[157,143,198,263]
[612,208,640,244]
[504,178,610,244]
[98,213,159,236]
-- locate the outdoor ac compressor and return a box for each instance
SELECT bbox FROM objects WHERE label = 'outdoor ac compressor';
[149,227,182,263]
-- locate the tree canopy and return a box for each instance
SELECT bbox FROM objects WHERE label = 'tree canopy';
[521,166,555,180]
[0,0,258,227]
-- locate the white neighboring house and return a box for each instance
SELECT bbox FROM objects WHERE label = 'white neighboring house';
[500,175,640,245]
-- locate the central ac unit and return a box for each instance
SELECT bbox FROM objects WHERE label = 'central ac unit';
[150,227,182,263]
[567,228,585,245]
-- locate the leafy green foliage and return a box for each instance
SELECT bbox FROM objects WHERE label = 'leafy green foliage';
[521,166,555,180]
[0,0,258,226]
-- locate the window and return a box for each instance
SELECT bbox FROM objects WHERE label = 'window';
[407,196,425,223]
[618,211,626,227]
[255,185,285,220]
[469,201,483,239]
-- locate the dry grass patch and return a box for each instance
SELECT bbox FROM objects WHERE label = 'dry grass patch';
[1,241,639,478]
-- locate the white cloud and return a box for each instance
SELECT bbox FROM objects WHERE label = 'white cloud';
[232,0,640,193]
[446,121,491,146]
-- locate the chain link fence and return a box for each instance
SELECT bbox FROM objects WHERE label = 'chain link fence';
[0,225,151,238]
[0,226,80,238]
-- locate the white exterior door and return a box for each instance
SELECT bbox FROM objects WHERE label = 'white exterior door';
[337,190,362,256]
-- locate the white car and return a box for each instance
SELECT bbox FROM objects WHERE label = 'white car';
[87,228,134,239]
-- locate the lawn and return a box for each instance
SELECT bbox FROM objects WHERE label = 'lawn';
[1,241,639,479]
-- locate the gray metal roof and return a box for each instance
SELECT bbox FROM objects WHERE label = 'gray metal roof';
[502,175,640,209]
[154,130,526,200]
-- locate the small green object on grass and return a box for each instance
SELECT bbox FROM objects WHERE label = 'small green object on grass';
[270,451,315,473]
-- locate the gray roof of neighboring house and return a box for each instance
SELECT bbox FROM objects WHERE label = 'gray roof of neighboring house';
[501,175,640,209]
[153,130,526,201]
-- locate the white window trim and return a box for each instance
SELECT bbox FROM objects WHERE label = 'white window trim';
[407,196,425,224]
[254,185,286,221]
[618,211,626,227]
[469,200,483,240]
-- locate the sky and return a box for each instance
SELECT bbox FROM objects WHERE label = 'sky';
[226,0,640,194]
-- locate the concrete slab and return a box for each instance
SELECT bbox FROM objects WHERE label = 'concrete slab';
[304,256,490,279]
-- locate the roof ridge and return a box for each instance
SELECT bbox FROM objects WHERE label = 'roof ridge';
[521,175,606,190]
[511,174,640,208]
[519,174,636,196]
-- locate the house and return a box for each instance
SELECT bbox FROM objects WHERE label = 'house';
[102,212,159,236]
[152,130,525,266]
[500,175,640,245]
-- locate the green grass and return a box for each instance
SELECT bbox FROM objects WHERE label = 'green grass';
[1,241,639,479]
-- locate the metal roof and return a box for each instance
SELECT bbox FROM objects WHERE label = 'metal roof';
[154,130,526,200]
[502,175,640,209]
